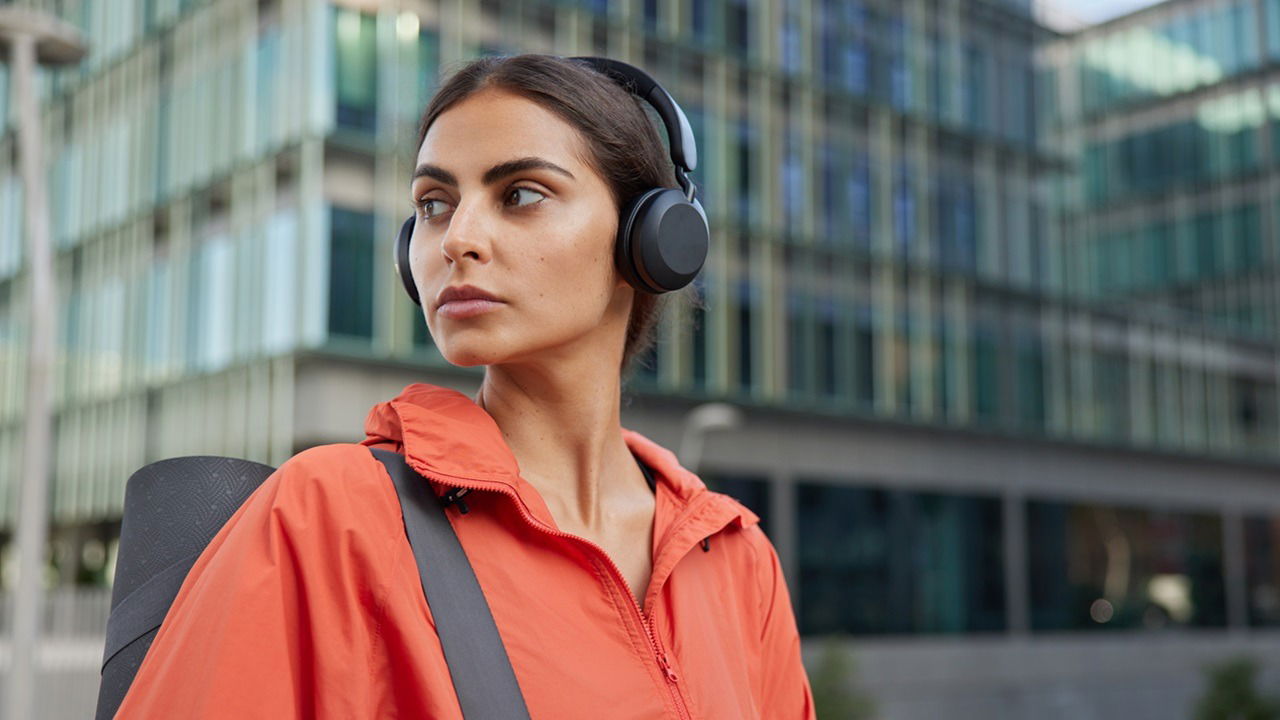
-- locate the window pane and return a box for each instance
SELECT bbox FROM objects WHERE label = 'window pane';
[414,29,441,123]
[855,304,875,406]
[798,483,1006,635]
[849,153,872,247]
[1016,330,1045,429]
[893,162,914,257]
[143,259,170,375]
[965,43,988,131]
[786,291,813,397]
[1028,501,1227,631]
[334,8,378,133]
[781,134,803,227]
[263,209,297,354]
[189,234,233,372]
[726,0,750,56]
[735,118,754,228]
[737,278,756,392]
[1246,516,1280,626]
[692,0,710,39]
[817,298,838,398]
[328,207,375,340]
[1269,0,1280,59]
[1094,351,1130,437]
[972,323,1000,421]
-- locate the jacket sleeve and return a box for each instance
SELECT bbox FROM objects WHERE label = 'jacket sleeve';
[749,526,817,720]
[113,444,406,719]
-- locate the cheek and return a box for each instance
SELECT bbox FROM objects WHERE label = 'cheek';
[409,236,454,312]
[530,240,617,309]
[408,233,439,278]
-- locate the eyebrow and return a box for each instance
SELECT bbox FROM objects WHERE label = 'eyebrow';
[411,156,576,187]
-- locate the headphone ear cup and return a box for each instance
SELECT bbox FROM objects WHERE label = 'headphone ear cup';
[395,215,421,306]
[615,188,664,293]
[616,188,709,294]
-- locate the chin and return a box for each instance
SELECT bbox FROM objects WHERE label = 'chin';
[437,334,518,367]
[438,322,590,369]
[441,347,501,368]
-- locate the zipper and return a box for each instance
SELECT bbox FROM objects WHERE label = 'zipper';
[414,467,699,720]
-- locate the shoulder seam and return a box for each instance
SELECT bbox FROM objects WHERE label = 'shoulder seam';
[734,524,777,638]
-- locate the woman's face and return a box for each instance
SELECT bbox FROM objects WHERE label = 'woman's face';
[409,87,631,370]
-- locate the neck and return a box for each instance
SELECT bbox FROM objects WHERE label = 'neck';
[474,352,645,532]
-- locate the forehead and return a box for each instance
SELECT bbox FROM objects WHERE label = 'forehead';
[416,87,590,171]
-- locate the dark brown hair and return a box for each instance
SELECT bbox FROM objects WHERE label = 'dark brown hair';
[415,53,703,381]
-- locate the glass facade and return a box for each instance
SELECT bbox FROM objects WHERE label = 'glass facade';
[1075,91,1275,225]
[1071,0,1260,116]
[1043,0,1280,472]
[5,0,1272,505]
[1046,0,1280,345]
[798,482,1005,635]
[1028,501,1227,631]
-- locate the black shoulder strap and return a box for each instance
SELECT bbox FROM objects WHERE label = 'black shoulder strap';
[369,448,531,720]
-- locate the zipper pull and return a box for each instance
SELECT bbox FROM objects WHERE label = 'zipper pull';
[658,651,679,683]
[441,487,471,514]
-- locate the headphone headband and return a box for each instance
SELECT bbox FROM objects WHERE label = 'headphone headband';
[568,56,699,199]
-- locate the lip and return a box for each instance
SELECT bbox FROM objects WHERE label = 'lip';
[435,284,505,319]
[435,284,503,310]
[437,298,504,319]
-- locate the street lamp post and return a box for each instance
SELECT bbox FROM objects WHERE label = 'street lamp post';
[0,7,86,720]
[677,402,744,476]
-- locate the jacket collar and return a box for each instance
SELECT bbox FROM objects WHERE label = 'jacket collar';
[360,382,759,531]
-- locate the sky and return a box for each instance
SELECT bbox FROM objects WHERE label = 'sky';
[1036,0,1167,31]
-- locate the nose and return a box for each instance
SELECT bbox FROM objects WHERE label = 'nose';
[439,197,493,266]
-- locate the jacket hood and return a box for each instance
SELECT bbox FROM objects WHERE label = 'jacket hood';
[360,382,760,530]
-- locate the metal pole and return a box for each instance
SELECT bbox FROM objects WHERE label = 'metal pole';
[8,27,56,720]
[677,402,744,473]
[0,9,84,716]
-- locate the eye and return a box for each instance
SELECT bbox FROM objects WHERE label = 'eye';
[415,186,546,221]
[417,197,450,220]
[505,186,546,208]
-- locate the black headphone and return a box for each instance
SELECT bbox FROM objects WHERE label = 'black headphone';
[394,55,709,305]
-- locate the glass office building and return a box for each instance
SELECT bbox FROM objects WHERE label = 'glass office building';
[1043,0,1280,342]
[1,0,1279,718]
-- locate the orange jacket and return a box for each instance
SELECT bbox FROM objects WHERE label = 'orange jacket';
[114,382,816,719]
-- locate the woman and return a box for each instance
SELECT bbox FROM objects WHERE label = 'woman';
[115,54,815,719]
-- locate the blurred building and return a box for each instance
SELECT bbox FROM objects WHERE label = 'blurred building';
[0,0,1277,718]
[1043,0,1280,344]
[1042,0,1280,475]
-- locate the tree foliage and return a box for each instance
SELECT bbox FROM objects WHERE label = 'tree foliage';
[1194,656,1280,720]
[809,637,878,720]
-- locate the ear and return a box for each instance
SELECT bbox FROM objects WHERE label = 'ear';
[611,241,631,291]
